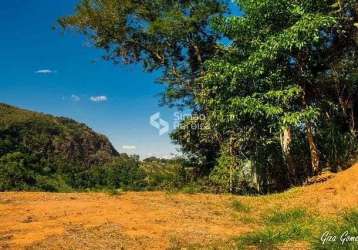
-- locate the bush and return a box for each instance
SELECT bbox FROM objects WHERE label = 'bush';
[0,152,37,191]
[35,175,72,192]
[140,161,190,191]
[209,145,258,194]
[80,155,146,190]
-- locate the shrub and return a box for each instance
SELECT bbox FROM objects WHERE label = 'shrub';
[180,183,202,194]
[0,152,37,191]
[81,155,146,190]
[209,147,258,194]
[35,175,72,192]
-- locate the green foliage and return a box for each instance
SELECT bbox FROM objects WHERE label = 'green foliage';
[0,102,196,192]
[209,146,240,193]
[265,208,306,225]
[236,207,311,249]
[66,155,146,190]
[0,152,73,192]
[209,144,259,194]
[318,127,358,171]
[0,103,118,169]
[35,175,73,192]
[0,104,150,192]
[311,210,358,250]
[0,152,36,191]
[57,0,358,194]
[59,0,227,108]
[199,0,358,191]
[140,159,190,190]
[237,224,311,250]
[170,116,220,175]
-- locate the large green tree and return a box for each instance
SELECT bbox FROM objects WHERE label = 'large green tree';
[198,0,358,191]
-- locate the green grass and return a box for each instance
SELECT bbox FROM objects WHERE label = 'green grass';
[237,223,310,250]
[151,206,358,250]
[234,208,311,249]
[233,208,358,250]
[311,210,358,250]
[265,208,306,224]
[232,200,251,213]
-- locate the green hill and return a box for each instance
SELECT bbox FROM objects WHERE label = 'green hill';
[0,103,118,165]
[0,103,120,191]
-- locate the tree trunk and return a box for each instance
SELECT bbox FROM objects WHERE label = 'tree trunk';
[301,86,320,176]
[229,137,235,193]
[280,127,296,184]
[306,123,320,175]
[350,103,355,134]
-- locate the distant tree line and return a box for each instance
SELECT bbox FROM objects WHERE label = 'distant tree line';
[58,0,358,193]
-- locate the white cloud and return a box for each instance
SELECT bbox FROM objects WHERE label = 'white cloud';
[71,95,81,102]
[122,145,137,150]
[90,96,108,102]
[35,69,56,74]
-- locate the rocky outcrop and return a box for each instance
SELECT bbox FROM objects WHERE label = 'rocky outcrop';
[0,103,118,167]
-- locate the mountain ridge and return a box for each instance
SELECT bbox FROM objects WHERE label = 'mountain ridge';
[0,103,119,167]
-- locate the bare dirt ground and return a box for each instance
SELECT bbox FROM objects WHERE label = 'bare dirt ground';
[0,163,357,249]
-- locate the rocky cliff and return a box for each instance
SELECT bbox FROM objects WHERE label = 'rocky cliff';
[0,103,118,167]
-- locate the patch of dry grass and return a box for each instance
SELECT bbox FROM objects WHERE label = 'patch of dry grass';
[0,163,357,249]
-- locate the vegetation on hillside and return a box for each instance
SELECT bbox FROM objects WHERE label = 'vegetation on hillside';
[0,104,197,192]
[0,103,119,191]
[0,104,225,193]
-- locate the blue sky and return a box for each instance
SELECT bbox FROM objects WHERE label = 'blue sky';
[0,1,241,158]
[0,0,180,158]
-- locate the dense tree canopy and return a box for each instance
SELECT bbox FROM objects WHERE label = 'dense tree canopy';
[199,0,358,191]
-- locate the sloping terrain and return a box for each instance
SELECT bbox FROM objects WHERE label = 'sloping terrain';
[0,163,357,249]
[0,103,118,167]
